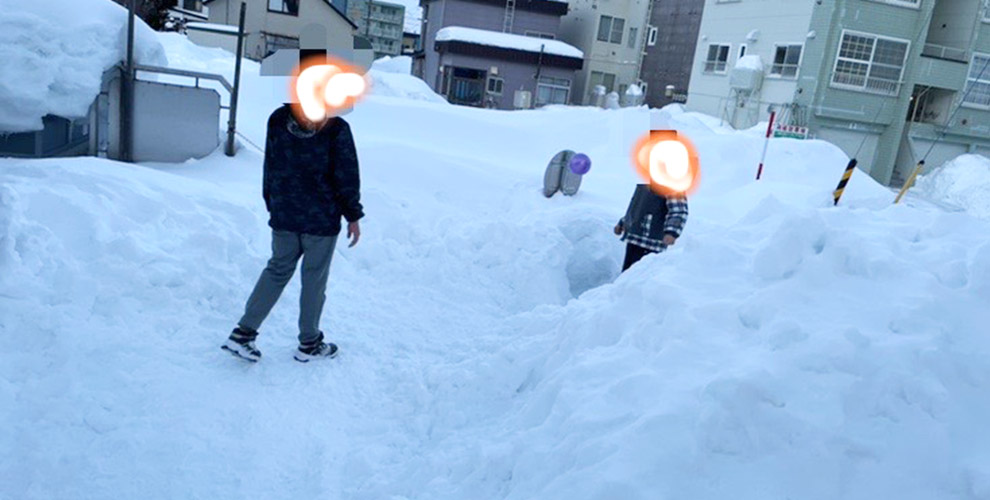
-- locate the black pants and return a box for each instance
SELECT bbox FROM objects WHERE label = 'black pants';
[622,243,655,271]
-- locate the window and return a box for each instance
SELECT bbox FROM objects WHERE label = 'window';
[597,16,625,44]
[487,76,504,95]
[831,31,909,95]
[589,71,616,93]
[537,77,570,105]
[628,27,638,49]
[647,26,658,46]
[964,53,990,108]
[268,0,299,15]
[182,0,201,11]
[738,44,747,59]
[984,0,990,22]
[704,44,730,74]
[525,31,556,40]
[770,44,802,78]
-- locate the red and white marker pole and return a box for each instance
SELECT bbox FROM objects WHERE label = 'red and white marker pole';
[756,111,776,180]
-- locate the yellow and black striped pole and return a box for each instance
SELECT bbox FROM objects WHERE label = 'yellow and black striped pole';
[832,159,858,206]
[894,160,925,205]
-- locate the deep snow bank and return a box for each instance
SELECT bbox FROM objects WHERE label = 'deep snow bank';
[0,0,167,132]
[916,154,990,218]
[2,30,990,500]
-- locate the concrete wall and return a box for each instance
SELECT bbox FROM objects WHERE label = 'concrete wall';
[926,0,980,49]
[559,0,650,104]
[639,0,704,108]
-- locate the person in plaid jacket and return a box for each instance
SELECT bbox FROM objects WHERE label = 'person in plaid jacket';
[614,184,689,271]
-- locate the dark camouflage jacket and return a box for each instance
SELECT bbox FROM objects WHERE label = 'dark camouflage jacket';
[262,105,364,237]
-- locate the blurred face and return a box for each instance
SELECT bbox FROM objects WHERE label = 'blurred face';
[289,56,370,125]
[632,130,701,197]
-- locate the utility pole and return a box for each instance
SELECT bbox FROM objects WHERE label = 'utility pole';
[121,0,136,162]
[226,2,247,156]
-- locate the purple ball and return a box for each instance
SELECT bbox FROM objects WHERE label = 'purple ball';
[568,153,592,175]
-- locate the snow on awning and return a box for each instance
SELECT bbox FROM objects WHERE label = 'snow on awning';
[435,27,583,59]
[186,22,242,35]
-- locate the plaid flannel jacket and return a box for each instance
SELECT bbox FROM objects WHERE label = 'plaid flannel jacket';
[621,195,689,253]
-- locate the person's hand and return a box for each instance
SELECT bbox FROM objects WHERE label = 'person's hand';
[614,223,624,236]
[662,234,677,246]
[347,221,361,248]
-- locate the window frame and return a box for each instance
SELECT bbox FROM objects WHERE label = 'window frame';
[487,76,504,95]
[267,0,299,16]
[830,29,910,96]
[609,17,625,44]
[536,76,571,106]
[647,26,658,46]
[628,26,638,49]
[703,43,731,75]
[597,16,613,42]
[769,43,803,79]
[589,70,617,93]
[962,52,990,110]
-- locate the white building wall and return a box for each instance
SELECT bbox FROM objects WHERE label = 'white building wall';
[207,0,355,60]
[686,0,815,123]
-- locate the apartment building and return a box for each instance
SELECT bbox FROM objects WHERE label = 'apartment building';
[558,0,651,104]
[637,0,705,108]
[414,0,583,109]
[349,0,406,58]
[686,0,990,186]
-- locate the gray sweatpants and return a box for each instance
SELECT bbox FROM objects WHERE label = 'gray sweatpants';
[238,230,338,345]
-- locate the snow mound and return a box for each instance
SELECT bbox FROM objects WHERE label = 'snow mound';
[0,0,167,132]
[372,55,414,74]
[3,24,990,500]
[915,154,990,218]
[736,54,764,71]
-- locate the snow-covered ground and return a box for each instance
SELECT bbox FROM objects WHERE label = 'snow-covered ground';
[3,29,990,500]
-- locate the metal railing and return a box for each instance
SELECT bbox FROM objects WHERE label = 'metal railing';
[921,43,968,63]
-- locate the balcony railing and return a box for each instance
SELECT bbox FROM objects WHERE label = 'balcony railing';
[922,43,968,63]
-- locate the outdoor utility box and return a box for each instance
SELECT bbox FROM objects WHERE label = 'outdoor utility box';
[730,66,764,93]
[514,90,532,109]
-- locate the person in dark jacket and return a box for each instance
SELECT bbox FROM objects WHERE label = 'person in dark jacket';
[222,104,364,363]
[614,184,688,271]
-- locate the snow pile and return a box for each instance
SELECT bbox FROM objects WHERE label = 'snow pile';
[0,0,167,132]
[3,29,990,500]
[735,54,765,71]
[366,55,446,103]
[915,153,990,218]
[436,26,584,59]
[372,55,414,74]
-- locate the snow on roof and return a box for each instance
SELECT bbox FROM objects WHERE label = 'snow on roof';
[435,27,583,59]
[186,22,241,34]
[0,0,167,133]
[735,54,764,71]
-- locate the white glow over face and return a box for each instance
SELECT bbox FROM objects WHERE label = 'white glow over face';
[649,140,692,192]
[324,73,367,108]
[295,65,340,121]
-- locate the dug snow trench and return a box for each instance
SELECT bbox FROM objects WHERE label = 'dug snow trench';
[2,32,990,500]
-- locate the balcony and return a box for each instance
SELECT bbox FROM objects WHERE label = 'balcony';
[915,48,968,90]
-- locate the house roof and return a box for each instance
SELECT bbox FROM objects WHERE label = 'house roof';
[421,0,568,17]
[434,28,583,70]
[204,0,359,30]
[436,27,582,58]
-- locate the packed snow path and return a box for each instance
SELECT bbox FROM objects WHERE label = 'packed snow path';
[3,33,990,500]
